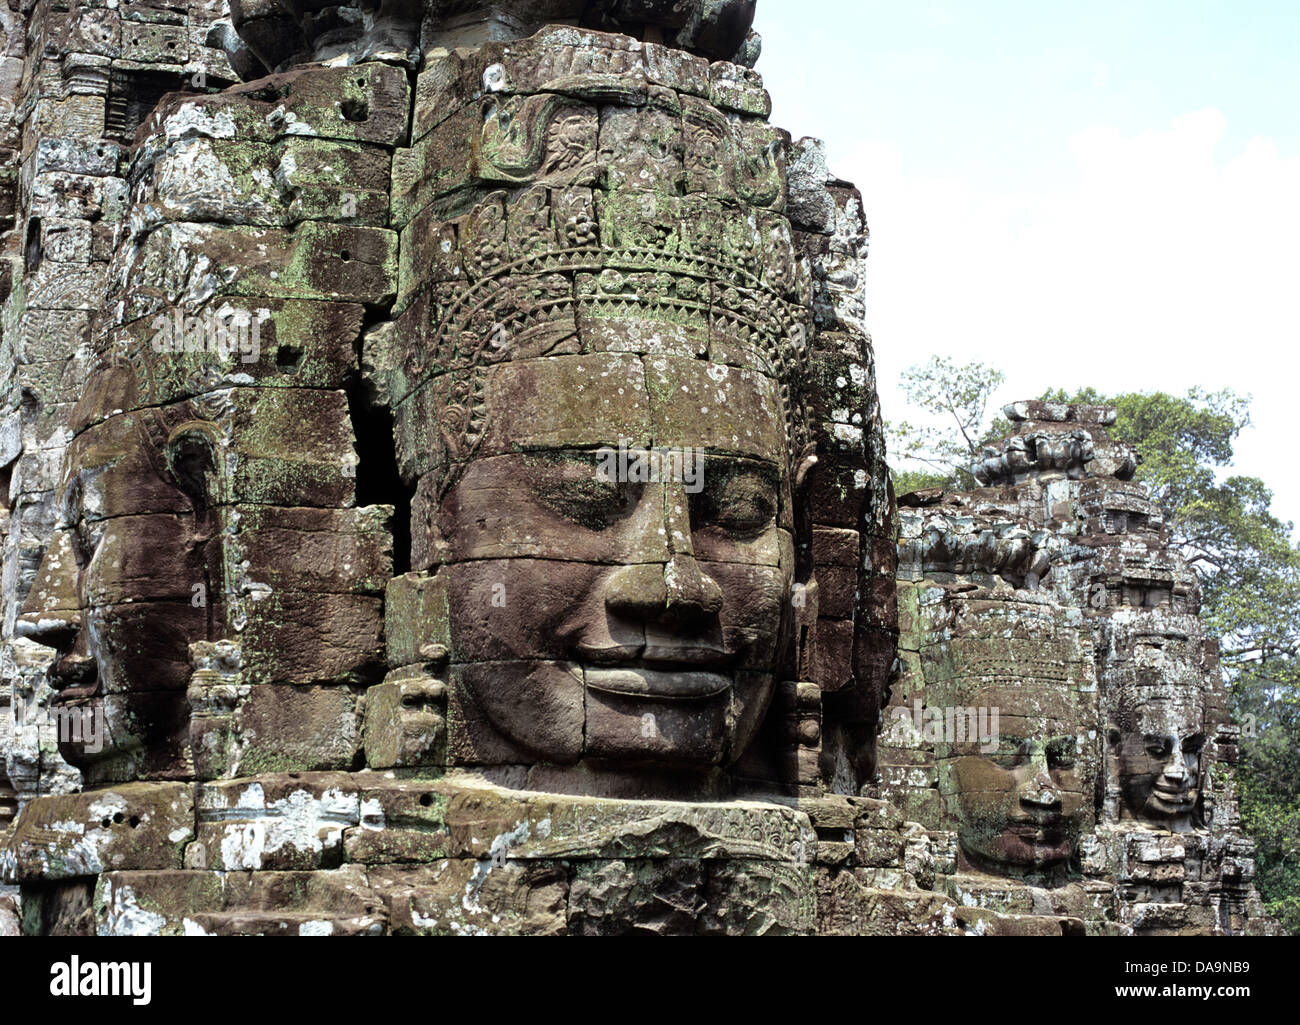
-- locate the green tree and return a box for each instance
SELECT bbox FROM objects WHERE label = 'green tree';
[887,356,1007,494]
[1232,653,1300,932]
[1040,387,1300,659]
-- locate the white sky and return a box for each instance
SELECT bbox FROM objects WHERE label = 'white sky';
[754,2,1300,532]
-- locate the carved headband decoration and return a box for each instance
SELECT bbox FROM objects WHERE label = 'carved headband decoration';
[397,182,817,500]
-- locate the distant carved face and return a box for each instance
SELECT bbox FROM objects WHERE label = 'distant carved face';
[427,358,800,771]
[951,732,1086,872]
[1112,699,1205,831]
[932,599,1097,877]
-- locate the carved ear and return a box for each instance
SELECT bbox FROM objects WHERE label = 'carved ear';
[165,422,223,519]
[793,442,818,492]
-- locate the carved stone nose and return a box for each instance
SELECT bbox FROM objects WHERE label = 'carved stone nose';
[664,553,723,618]
[14,613,74,643]
[605,556,723,627]
[1021,786,1062,810]
[1020,760,1062,809]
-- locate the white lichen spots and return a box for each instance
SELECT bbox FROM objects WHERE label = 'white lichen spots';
[214,785,359,870]
[164,104,237,144]
[360,797,385,831]
[268,109,315,137]
[298,921,335,936]
[273,150,298,189]
[463,860,493,913]
[832,424,863,446]
[100,882,166,937]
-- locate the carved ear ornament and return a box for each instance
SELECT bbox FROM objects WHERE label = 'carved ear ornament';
[165,421,225,514]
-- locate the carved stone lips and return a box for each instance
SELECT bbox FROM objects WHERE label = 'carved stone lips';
[585,666,731,701]
[1005,821,1069,854]
[1008,810,1064,832]
[51,686,99,704]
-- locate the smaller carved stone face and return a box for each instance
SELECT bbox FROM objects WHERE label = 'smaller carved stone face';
[1101,613,1209,831]
[364,667,449,770]
[951,732,1085,873]
[17,399,216,781]
[931,596,1097,878]
[1111,699,1205,831]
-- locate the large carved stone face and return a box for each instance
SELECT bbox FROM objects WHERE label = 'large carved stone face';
[427,366,800,770]
[360,29,827,779]
[950,722,1086,873]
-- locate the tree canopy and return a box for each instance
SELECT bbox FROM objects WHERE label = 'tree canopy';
[887,355,1007,493]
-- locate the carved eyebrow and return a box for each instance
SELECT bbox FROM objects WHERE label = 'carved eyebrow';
[696,458,782,500]
[523,450,603,472]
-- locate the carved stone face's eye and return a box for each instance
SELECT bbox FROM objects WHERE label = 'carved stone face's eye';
[1046,736,1077,771]
[1145,735,1174,759]
[73,515,105,571]
[691,462,779,537]
[989,738,1031,770]
[1182,733,1206,756]
[527,454,642,532]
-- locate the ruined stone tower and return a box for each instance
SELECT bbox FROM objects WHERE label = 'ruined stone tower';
[0,3,1276,935]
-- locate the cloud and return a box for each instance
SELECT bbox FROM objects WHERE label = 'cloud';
[836,110,1300,527]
